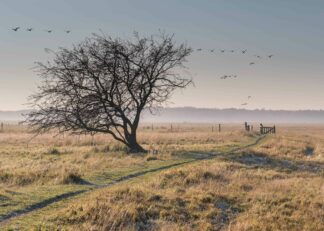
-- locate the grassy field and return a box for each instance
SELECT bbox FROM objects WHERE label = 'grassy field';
[0,123,323,230]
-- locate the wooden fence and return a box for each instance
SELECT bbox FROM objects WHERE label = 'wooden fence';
[260,124,276,134]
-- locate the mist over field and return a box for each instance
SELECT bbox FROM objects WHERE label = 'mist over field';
[3,108,324,123]
[142,108,324,123]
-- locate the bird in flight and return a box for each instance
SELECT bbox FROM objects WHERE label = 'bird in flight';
[12,27,20,31]
[46,30,53,33]
[249,62,255,65]
[255,55,262,59]
[197,48,202,51]
[230,50,235,53]
[220,74,237,79]
[44,48,53,53]
[268,55,274,58]
[65,30,71,33]
[26,28,33,32]
[220,49,225,53]
[241,103,248,106]
[242,49,247,54]
[209,49,215,52]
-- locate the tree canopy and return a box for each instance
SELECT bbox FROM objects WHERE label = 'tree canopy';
[26,32,192,152]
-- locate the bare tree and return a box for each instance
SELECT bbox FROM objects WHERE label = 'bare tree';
[25,32,192,153]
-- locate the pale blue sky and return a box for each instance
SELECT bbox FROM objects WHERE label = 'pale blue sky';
[0,0,323,110]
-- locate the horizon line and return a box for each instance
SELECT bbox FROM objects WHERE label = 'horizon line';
[2,107,324,112]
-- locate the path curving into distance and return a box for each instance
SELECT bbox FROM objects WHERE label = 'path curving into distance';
[0,135,266,225]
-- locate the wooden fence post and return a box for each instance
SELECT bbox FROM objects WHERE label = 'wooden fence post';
[91,134,95,146]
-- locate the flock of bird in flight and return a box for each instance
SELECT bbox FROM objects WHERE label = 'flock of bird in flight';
[11,26,272,107]
[194,48,275,106]
[11,27,71,34]
[195,47,274,71]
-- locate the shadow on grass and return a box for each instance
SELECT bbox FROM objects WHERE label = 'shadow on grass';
[225,151,324,174]
[71,178,96,186]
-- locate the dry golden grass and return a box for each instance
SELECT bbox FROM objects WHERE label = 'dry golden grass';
[253,126,324,162]
[41,157,323,230]
[0,123,249,188]
[1,124,324,231]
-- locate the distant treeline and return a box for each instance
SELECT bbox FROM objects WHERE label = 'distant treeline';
[0,110,30,122]
[141,107,324,123]
[2,108,324,123]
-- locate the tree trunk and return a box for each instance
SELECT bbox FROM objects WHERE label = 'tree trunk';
[126,133,146,153]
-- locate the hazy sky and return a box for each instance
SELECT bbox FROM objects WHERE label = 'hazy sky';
[0,0,324,110]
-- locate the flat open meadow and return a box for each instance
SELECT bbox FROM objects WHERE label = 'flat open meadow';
[2,1,324,231]
[0,123,323,230]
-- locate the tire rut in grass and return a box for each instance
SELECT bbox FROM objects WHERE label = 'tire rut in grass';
[0,135,266,224]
